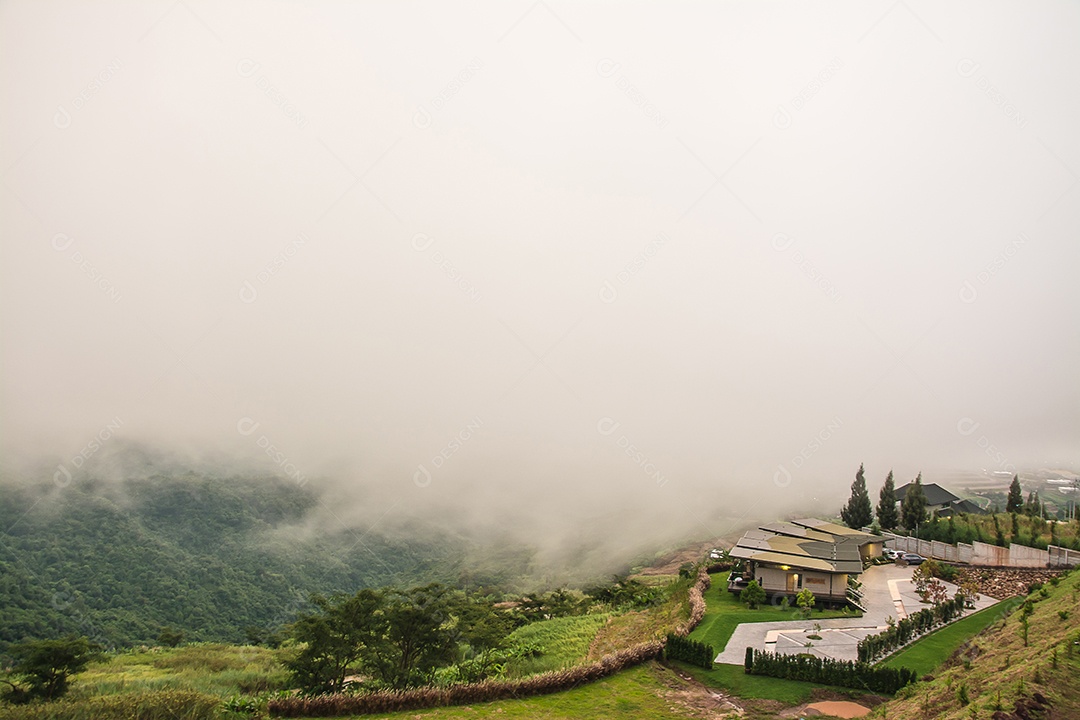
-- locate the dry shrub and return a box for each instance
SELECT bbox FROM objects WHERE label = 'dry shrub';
[671,570,710,637]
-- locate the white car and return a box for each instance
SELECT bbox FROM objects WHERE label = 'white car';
[884,549,903,560]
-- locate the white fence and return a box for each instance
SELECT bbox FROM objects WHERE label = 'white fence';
[882,532,1079,568]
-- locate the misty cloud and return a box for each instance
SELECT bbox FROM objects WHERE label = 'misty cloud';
[2,1,1078,569]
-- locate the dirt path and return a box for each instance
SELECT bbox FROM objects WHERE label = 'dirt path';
[636,537,734,576]
[661,665,745,718]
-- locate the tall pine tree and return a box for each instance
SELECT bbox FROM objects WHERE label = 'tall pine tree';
[901,473,928,532]
[1006,475,1023,514]
[876,470,899,531]
[840,463,874,529]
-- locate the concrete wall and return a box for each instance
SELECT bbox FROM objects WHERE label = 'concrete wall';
[882,532,1054,568]
[860,541,884,560]
[1049,545,1080,567]
[755,566,790,593]
[1009,543,1050,568]
[971,541,1009,566]
[802,570,845,599]
[753,566,847,599]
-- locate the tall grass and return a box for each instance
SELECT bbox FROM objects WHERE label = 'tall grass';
[503,614,611,677]
[0,690,219,720]
[67,643,288,699]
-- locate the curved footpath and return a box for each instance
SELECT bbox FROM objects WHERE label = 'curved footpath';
[715,563,1000,664]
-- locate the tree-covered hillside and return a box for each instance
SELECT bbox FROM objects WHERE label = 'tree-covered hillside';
[0,472,494,654]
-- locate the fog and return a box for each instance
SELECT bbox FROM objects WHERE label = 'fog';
[2,1,1078,568]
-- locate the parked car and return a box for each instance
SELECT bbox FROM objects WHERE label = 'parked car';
[884,549,902,560]
[901,552,925,565]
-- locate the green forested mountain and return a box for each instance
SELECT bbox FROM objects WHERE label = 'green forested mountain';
[0,471,506,654]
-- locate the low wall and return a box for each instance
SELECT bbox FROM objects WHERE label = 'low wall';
[882,532,1079,568]
[1049,545,1080,567]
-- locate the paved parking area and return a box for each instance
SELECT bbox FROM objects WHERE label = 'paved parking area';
[715,563,999,664]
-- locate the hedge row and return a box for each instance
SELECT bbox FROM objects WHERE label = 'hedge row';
[665,633,713,669]
[744,649,917,695]
[857,594,966,663]
[268,641,664,717]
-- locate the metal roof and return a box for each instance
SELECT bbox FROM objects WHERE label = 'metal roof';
[729,517,870,574]
[894,482,961,507]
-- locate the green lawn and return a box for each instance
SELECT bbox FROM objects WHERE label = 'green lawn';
[676,661,828,705]
[682,572,861,704]
[689,572,858,654]
[881,597,1022,676]
[351,662,697,719]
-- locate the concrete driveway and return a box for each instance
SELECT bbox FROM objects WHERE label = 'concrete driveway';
[714,563,999,664]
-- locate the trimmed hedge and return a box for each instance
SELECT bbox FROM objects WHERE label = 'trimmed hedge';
[745,649,917,694]
[857,594,966,663]
[268,641,664,717]
[665,634,713,669]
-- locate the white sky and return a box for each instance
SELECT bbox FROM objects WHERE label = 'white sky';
[2,1,1078,550]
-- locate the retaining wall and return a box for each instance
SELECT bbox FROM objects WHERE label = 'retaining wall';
[882,531,1080,568]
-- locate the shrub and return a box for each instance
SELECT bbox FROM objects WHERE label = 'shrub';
[857,595,965,663]
[0,690,219,720]
[740,581,766,609]
[744,649,916,694]
[664,634,713,669]
[795,588,815,619]
[928,561,958,582]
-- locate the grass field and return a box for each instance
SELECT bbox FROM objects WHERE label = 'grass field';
[881,571,1080,720]
[328,663,699,720]
[503,613,612,677]
[69,643,287,699]
[675,661,830,705]
[688,572,857,654]
[588,577,694,659]
[880,596,1023,676]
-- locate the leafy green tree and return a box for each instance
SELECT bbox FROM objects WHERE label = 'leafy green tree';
[156,627,183,648]
[840,463,874,529]
[993,514,1006,547]
[876,470,899,531]
[286,589,384,695]
[512,587,585,623]
[444,591,514,680]
[368,584,458,689]
[1006,475,1023,514]
[584,576,659,610]
[901,473,928,531]
[1,635,100,703]
[740,580,766,609]
[795,588,815,619]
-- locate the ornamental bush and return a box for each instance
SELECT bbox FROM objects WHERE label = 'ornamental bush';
[857,594,966,663]
[664,634,713,669]
[744,649,916,694]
